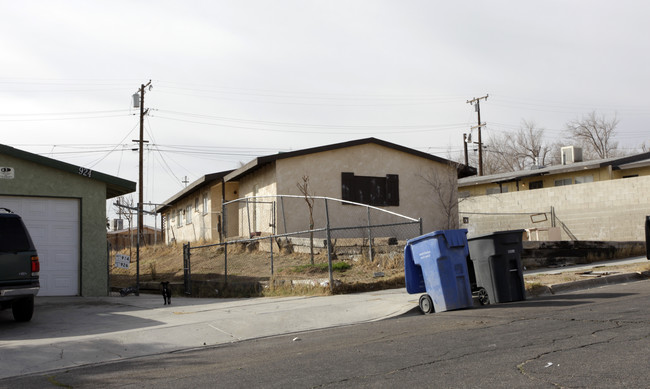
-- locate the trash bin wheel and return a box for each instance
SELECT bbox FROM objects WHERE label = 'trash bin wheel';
[477,287,490,305]
[419,294,434,314]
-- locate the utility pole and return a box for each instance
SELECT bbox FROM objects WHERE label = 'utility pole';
[466,94,488,176]
[133,80,152,295]
[463,133,470,166]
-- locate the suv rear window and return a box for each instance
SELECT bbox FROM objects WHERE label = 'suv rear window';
[0,218,32,252]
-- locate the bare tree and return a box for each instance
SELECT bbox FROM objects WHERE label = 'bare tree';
[481,120,559,174]
[296,175,315,265]
[419,165,461,229]
[113,195,135,256]
[565,111,619,159]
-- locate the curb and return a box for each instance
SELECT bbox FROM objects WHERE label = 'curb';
[549,271,650,295]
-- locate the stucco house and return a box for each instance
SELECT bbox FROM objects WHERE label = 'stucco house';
[156,170,236,245]
[458,147,650,241]
[0,144,136,296]
[157,138,475,245]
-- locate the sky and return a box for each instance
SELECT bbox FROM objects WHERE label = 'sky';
[1,1,649,226]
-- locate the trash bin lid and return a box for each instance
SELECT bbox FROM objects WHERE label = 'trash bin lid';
[467,229,525,241]
[407,229,468,248]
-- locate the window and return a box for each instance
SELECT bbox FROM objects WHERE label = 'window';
[554,178,572,186]
[177,209,183,227]
[186,205,192,224]
[203,193,209,215]
[486,187,501,195]
[341,172,399,206]
[195,197,199,212]
[529,180,543,190]
[575,175,594,184]
[458,191,470,199]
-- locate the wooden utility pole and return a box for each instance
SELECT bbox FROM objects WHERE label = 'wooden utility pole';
[467,94,488,176]
[463,133,470,166]
[134,80,151,295]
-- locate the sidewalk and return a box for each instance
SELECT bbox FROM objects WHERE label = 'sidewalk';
[524,255,650,294]
[0,289,417,379]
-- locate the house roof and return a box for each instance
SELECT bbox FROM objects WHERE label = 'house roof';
[458,151,650,187]
[155,170,233,213]
[107,226,162,235]
[0,144,136,198]
[224,137,476,181]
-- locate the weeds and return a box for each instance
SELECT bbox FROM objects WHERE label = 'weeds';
[280,261,351,274]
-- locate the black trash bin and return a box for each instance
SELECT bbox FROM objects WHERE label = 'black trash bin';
[467,230,526,304]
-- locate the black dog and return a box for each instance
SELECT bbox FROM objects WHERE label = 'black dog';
[161,281,172,305]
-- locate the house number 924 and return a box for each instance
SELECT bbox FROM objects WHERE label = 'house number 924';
[79,167,92,178]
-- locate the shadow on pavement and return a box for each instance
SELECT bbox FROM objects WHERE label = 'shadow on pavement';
[475,292,638,309]
[0,299,165,341]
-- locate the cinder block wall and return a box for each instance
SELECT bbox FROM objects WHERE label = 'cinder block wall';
[459,175,650,241]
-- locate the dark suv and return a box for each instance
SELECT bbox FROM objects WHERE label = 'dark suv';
[0,208,40,322]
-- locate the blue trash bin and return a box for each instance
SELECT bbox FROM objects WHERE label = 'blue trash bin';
[404,229,474,314]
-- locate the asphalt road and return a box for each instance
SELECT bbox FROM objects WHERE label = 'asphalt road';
[3,280,650,388]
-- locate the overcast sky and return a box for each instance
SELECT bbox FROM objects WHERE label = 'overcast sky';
[2,1,649,223]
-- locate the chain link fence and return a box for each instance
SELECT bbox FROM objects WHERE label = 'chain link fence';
[183,195,422,293]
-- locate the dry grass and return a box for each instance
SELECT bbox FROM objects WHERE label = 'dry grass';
[110,243,650,298]
[109,243,406,297]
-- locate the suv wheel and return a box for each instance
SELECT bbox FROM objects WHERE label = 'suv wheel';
[12,296,34,322]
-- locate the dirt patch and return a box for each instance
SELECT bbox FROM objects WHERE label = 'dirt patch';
[109,243,405,297]
[524,262,650,287]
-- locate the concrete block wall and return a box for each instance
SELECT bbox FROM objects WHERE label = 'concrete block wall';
[459,175,650,241]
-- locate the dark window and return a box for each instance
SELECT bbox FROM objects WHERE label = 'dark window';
[0,218,31,252]
[529,180,543,190]
[341,172,399,206]
[554,178,572,186]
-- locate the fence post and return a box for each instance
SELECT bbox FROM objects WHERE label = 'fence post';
[270,236,274,276]
[325,198,334,292]
[224,241,228,284]
[366,206,374,262]
[419,218,423,236]
[272,201,276,235]
[246,197,252,238]
[183,242,191,295]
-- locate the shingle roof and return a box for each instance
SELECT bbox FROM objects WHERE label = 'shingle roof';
[458,151,650,187]
[155,170,233,212]
[224,137,475,181]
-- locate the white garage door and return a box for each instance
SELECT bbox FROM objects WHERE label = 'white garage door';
[0,196,80,296]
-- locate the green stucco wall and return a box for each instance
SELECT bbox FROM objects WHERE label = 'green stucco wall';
[0,154,109,296]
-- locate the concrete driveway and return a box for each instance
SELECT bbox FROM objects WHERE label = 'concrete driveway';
[0,289,416,379]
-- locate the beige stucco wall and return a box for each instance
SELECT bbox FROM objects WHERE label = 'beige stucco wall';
[459,175,650,241]
[164,181,240,244]
[0,154,110,296]
[461,164,650,197]
[234,163,277,237]
[233,143,456,238]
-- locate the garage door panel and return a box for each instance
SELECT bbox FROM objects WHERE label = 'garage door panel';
[53,200,79,219]
[22,199,49,219]
[51,223,77,241]
[24,222,48,244]
[0,197,21,212]
[50,250,78,270]
[0,196,79,296]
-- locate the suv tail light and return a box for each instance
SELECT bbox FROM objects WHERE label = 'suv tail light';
[31,255,40,275]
